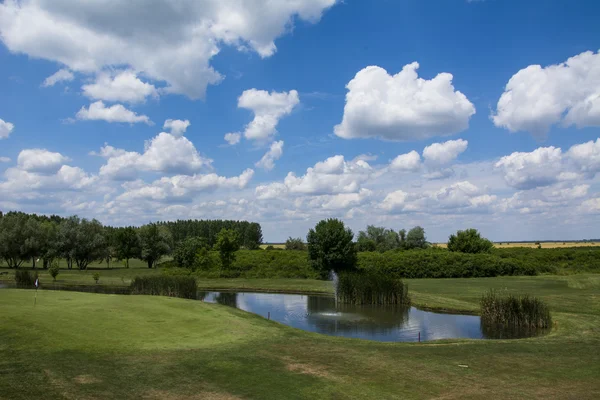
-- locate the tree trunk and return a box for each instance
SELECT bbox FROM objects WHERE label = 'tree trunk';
[126,258,129,269]
[147,259,153,269]
[32,257,36,269]
[43,259,49,269]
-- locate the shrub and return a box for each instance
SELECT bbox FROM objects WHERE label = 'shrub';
[130,275,197,299]
[265,245,275,250]
[336,272,410,305]
[48,261,60,281]
[14,270,38,288]
[285,237,307,251]
[480,290,551,329]
[173,237,207,269]
[447,229,494,254]
[214,228,240,271]
[93,272,100,284]
[357,250,536,278]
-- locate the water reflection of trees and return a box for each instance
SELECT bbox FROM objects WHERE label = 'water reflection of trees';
[306,295,410,335]
[215,292,238,308]
[480,321,548,339]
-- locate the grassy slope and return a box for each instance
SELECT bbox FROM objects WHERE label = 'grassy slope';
[2,275,600,399]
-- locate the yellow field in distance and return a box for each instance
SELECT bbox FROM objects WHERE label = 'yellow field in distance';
[433,242,598,249]
[260,244,286,249]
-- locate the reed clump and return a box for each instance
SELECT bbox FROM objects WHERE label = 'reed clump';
[336,272,410,305]
[130,275,197,299]
[480,290,551,328]
[14,270,38,288]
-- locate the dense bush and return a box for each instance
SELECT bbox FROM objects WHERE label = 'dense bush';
[447,228,493,254]
[481,290,551,329]
[14,270,38,288]
[336,272,410,305]
[285,237,307,251]
[493,247,600,273]
[159,250,317,279]
[357,250,536,278]
[130,275,197,299]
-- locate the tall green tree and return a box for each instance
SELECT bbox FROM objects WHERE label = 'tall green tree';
[139,223,172,268]
[405,226,428,249]
[356,226,399,252]
[307,218,357,278]
[447,228,494,254]
[57,216,80,269]
[285,237,307,251]
[115,227,141,268]
[72,218,106,270]
[214,228,240,271]
[0,212,31,268]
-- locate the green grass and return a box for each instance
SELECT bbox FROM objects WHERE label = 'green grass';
[2,274,600,399]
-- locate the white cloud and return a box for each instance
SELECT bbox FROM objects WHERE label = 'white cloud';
[256,140,284,171]
[98,132,212,180]
[390,151,421,172]
[238,89,299,142]
[163,119,191,137]
[42,68,74,87]
[17,149,70,173]
[0,157,11,163]
[567,138,600,178]
[579,197,600,214]
[255,155,373,198]
[0,118,14,139]
[76,101,152,125]
[492,50,600,137]
[0,0,336,99]
[82,70,158,103]
[334,63,475,141]
[423,139,468,166]
[115,169,254,203]
[224,132,241,145]
[380,181,494,214]
[495,146,565,190]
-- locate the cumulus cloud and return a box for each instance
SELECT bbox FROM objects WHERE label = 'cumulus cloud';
[224,132,241,145]
[0,118,14,139]
[0,157,11,163]
[256,140,284,171]
[238,89,299,142]
[567,138,600,178]
[380,181,494,214]
[423,139,468,167]
[579,197,600,214]
[255,155,373,199]
[492,50,600,138]
[17,149,70,174]
[97,133,212,180]
[42,68,74,87]
[495,146,565,190]
[163,119,191,137]
[76,101,152,125]
[82,70,158,103]
[334,63,475,141]
[115,169,254,203]
[0,0,336,99]
[390,151,421,172]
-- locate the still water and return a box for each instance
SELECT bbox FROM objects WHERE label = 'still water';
[201,291,494,342]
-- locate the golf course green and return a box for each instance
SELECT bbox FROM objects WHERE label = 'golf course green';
[2,273,599,399]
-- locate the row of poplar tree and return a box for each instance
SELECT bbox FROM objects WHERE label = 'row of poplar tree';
[0,211,263,270]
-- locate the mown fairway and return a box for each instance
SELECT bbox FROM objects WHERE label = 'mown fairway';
[2,274,600,399]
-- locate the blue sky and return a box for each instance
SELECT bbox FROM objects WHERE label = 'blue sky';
[1,0,599,242]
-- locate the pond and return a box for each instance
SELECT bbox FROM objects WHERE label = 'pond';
[0,283,545,342]
[199,291,543,342]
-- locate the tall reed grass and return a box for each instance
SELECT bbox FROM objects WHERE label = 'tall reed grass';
[14,270,38,288]
[130,275,197,299]
[336,272,410,305]
[480,290,551,328]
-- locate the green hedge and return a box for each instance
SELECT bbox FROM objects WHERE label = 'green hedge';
[159,250,317,279]
[156,247,600,280]
[357,250,536,278]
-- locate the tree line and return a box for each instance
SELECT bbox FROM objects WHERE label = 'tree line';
[0,211,263,270]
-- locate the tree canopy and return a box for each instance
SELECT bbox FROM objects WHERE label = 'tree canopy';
[307,218,357,278]
[447,228,494,254]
